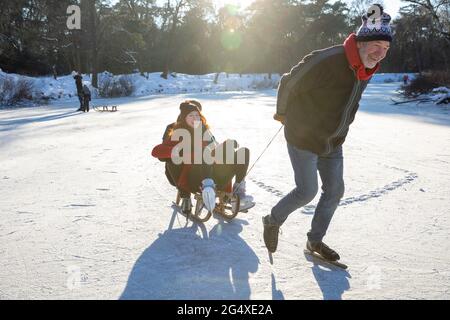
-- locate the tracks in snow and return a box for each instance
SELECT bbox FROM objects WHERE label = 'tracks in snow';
[250,166,418,212]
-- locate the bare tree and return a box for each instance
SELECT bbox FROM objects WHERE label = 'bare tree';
[159,0,213,79]
[402,0,450,42]
[349,0,386,18]
[85,0,99,88]
[161,0,185,79]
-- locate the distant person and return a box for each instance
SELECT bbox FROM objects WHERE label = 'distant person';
[52,65,57,80]
[82,85,91,112]
[73,71,83,111]
[262,4,392,262]
[403,74,409,85]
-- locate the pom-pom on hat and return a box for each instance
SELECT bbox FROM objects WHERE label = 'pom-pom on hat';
[356,4,393,42]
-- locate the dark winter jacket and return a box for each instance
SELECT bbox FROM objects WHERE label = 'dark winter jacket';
[82,85,91,100]
[152,135,214,193]
[162,123,175,141]
[74,75,83,94]
[277,34,378,155]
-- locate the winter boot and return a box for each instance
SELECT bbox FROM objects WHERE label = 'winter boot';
[181,197,192,215]
[201,178,216,213]
[306,240,340,261]
[262,215,280,253]
[233,181,255,211]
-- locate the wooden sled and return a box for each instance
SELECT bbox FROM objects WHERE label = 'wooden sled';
[174,190,242,223]
[94,105,118,112]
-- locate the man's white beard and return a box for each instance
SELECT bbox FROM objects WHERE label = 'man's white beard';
[360,50,377,69]
[364,61,377,69]
[365,57,378,69]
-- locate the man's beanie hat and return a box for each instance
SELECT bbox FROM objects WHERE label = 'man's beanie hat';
[356,4,393,42]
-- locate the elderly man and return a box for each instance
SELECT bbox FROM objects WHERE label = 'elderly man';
[262,4,392,261]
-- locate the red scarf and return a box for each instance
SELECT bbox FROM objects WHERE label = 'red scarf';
[343,33,379,81]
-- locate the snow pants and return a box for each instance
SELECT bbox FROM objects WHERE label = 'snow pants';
[166,147,250,198]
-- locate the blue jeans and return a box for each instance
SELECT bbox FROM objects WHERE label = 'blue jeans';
[271,143,344,243]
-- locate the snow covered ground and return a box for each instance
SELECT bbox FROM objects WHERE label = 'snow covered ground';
[0,80,449,300]
[0,69,411,105]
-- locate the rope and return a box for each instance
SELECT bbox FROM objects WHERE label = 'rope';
[233,124,284,195]
[158,124,285,199]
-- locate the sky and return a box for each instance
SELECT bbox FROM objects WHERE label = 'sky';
[215,1,403,18]
[352,1,403,18]
[107,0,403,18]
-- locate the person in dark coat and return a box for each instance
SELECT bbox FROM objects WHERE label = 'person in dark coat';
[403,74,409,85]
[82,85,91,112]
[73,71,84,111]
[52,65,57,80]
[262,4,393,261]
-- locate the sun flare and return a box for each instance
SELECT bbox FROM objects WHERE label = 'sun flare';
[212,0,254,11]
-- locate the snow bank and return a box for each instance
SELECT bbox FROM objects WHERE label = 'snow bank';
[1,69,415,106]
[429,87,450,104]
[370,73,416,84]
[115,72,281,96]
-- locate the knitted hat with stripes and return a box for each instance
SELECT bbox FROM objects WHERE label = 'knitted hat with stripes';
[356,4,393,42]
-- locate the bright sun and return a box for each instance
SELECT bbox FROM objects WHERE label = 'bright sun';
[212,0,255,10]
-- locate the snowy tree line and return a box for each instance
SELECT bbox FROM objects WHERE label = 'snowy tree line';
[0,0,449,84]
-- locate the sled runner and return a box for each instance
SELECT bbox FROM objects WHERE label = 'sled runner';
[93,105,118,112]
[174,189,246,223]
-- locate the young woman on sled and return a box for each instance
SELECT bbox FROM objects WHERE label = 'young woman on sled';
[151,101,254,214]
